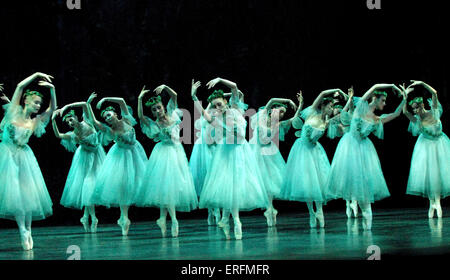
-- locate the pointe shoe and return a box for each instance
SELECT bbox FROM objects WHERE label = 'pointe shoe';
[362,217,372,231]
[171,221,179,238]
[316,212,325,228]
[234,222,242,240]
[27,231,33,250]
[428,205,436,219]
[350,202,358,218]
[222,225,231,240]
[207,212,215,226]
[346,205,352,219]
[117,218,131,236]
[214,210,221,225]
[156,218,167,237]
[272,209,278,226]
[217,218,229,228]
[20,231,31,251]
[436,204,443,218]
[80,217,90,232]
[264,209,274,227]
[91,217,98,233]
[309,214,317,228]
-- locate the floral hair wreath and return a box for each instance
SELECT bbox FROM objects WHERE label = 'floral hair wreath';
[24,89,44,99]
[408,96,423,106]
[100,106,116,118]
[207,89,225,103]
[145,95,162,107]
[268,102,288,111]
[62,110,77,122]
[333,104,344,110]
[373,90,388,98]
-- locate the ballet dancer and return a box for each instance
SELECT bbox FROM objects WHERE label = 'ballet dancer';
[193,77,269,240]
[326,83,407,230]
[280,88,344,228]
[402,81,450,218]
[134,85,198,238]
[88,94,147,235]
[52,93,106,233]
[0,72,56,250]
[249,91,303,227]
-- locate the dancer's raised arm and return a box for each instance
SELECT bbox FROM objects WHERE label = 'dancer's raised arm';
[409,80,438,109]
[191,79,214,123]
[11,72,53,106]
[51,109,71,140]
[138,86,152,127]
[96,96,130,116]
[35,80,57,123]
[342,86,355,112]
[154,84,178,107]
[379,85,408,124]
[360,83,396,102]
[312,88,344,111]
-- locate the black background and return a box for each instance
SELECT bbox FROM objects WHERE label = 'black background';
[0,0,448,229]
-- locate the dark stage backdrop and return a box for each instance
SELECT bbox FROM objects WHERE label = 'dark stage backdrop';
[0,0,448,228]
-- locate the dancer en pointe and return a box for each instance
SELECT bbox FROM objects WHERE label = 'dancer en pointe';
[280,88,344,228]
[134,84,198,238]
[327,87,359,218]
[0,72,56,250]
[88,94,147,235]
[402,80,450,218]
[194,77,269,240]
[326,83,407,230]
[52,94,106,233]
[249,91,303,227]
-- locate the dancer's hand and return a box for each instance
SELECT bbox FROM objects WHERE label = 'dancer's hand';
[409,80,424,88]
[206,78,221,89]
[297,91,303,104]
[87,92,97,104]
[1,93,10,103]
[0,83,4,92]
[53,109,61,119]
[399,83,414,99]
[191,79,201,98]
[33,72,54,83]
[288,100,297,111]
[348,86,354,99]
[38,80,55,89]
[153,85,166,95]
[138,86,151,99]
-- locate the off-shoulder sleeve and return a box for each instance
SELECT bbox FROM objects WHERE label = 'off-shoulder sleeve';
[373,115,385,139]
[60,131,78,152]
[121,111,137,127]
[34,114,50,138]
[300,106,320,121]
[229,89,249,112]
[140,116,161,141]
[167,98,183,124]
[407,115,421,136]
[278,120,291,141]
[3,103,21,124]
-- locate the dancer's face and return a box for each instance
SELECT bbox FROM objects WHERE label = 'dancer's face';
[271,107,286,120]
[411,102,424,115]
[151,102,165,119]
[375,96,387,110]
[25,95,42,114]
[333,107,342,116]
[211,98,227,114]
[65,116,79,128]
[103,110,117,124]
[321,102,334,116]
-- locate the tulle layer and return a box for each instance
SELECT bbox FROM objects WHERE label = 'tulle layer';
[280,139,330,202]
[60,145,106,209]
[189,139,215,195]
[90,142,147,207]
[251,143,285,198]
[0,143,53,221]
[325,133,390,203]
[199,142,269,211]
[406,133,450,199]
[135,143,198,211]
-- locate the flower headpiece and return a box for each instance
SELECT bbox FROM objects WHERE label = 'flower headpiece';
[24,89,44,99]
[408,97,423,106]
[145,96,162,107]
[62,110,77,122]
[207,89,225,103]
[100,106,116,118]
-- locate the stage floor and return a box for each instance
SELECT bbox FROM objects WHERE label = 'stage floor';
[1,208,449,260]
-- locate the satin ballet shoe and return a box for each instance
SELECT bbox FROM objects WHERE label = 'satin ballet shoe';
[27,231,33,250]
[156,218,167,237]
[428,205,436,219]
[222,225,231,240]
[117,218,131,236]
[436,204,443,218]
[214,210,221,225]
[350,201,358,218]
[217,218,229,228]
[234,222,242,240]
[80,217,90,232]
[264,209,274,227]
[91,217,98,233]
[207,212,215,226]
[309,214,317,228]
[316,212,325,228]
[171,221,179,238]
[272,209,278,226]
[346,204,352,219]
[20,230,31,251]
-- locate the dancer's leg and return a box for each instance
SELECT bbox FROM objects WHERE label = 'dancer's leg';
[264,196,274,227]
[168,206,178,237]
[360,202,372,230]
[218,209,230,228]
[80,207,90,232]
[315,202,325,228]
[231,208,242,240]
[25,213,33,249]
[15,215,30,250]
[157,207,168,237]
[306,202,317,228]
[118,205,131,236]
[88,206,98,233]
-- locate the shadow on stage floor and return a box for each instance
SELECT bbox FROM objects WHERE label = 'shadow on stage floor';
[0,208,449,260]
